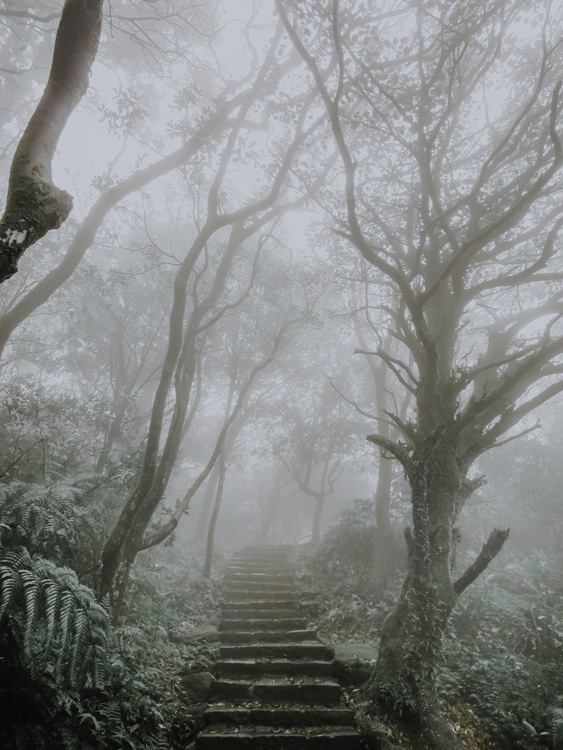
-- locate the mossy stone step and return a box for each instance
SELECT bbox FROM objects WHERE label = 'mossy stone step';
[220,618,308,632]
[221,629,318,644]
[226,589,298,601]
[211,677,342,705]
[219,643,334,660]
[195,547,363,750]
[223,573,294,584]
[196,724,364,749]
[215,659,333,677]
[222,607,299,620]
[204,706,356,727]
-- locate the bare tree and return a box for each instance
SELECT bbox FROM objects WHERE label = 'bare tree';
[277,0,563,745]
[98,87,322,614]
[269,378,357,544]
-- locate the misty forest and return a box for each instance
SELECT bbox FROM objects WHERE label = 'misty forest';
[2,1,563,749]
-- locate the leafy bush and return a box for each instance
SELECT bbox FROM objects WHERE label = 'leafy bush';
[0,477,220,749]
[438,561,563,750]
[297,499,398,640]
[0,479,94,565]
[314,498,378,587]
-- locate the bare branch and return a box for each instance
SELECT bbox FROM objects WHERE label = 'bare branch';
[366,433,412,470]
[454,528,510,595]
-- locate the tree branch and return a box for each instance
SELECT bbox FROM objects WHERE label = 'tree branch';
[453,527,510,595]
[366,433,412,470]
[0,0,104,282]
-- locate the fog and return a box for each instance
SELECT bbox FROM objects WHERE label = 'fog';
[1,2,563,749]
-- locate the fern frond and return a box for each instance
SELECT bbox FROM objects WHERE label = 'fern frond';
[0,564,20,619]
[58,590,76,672]
[70,606,87,687]
[19,568,40,651]
[41,577,60,649]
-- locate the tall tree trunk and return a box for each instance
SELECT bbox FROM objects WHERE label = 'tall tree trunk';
[95,402,127,473]
[311,495,324,545]
[366,441,509,749]
[356,322,398,600]
[366,443,462,747]
[203,452,226,578]
[192,464,220,544]
[372,455,394,600]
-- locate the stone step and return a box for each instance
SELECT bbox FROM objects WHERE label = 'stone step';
[195,546,363,749]
[222,607,298,620]
[226,589,298,601]
[225,597,298,607]
[221,629,318,645]
[204,706,355,727]
[223,599,299,610]
[216,659,333,678]
[220,618,308,632]
[211,677,342,705]
[224,583,295,592]
[219,643,334,661]
[231,547,293,560]
[225,594,297,605]
[226,563,294,569]
[223,574,294,585]
[196,724,364,749]
[231,551,295,559]
[225,567,295,577]
[230,555,293,564]
[225,577,295,586]
[237,545,297,551]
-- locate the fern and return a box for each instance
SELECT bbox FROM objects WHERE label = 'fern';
[0,543,111,688]
[0,479,95,565]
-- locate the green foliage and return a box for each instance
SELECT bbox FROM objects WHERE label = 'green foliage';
[438,560,563,750]
[0,494,219,749]
[315,497,377,579]
[0,479,112,693]
[0,378,107,481]
[0,543,110,688]
[0,479,93,564]
[125,548,223,628]
[298,499,398,640]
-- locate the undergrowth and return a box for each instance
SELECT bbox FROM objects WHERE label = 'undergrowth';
[297,498,401,642]
[303,498,563,750]
[0,478,222,749]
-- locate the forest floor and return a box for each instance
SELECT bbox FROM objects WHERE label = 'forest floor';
[299,569,499,750]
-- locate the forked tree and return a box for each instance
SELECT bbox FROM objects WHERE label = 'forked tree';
[277,0,563,746]
[98,41,323,613]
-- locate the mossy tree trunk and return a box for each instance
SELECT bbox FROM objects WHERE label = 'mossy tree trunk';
[0,0,103,282]
[366,432,509,748]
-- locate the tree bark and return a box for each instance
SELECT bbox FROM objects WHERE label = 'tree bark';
[311,495,324,545]
[203,452,227,578]
[372,455,394,599]
[365,441,509,749]
[0,0,103,282]
[192,464,220,544]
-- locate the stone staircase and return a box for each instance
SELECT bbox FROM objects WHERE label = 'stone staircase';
[196,545,365,749]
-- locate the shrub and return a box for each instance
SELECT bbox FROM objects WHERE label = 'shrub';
[438,562,563,750]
